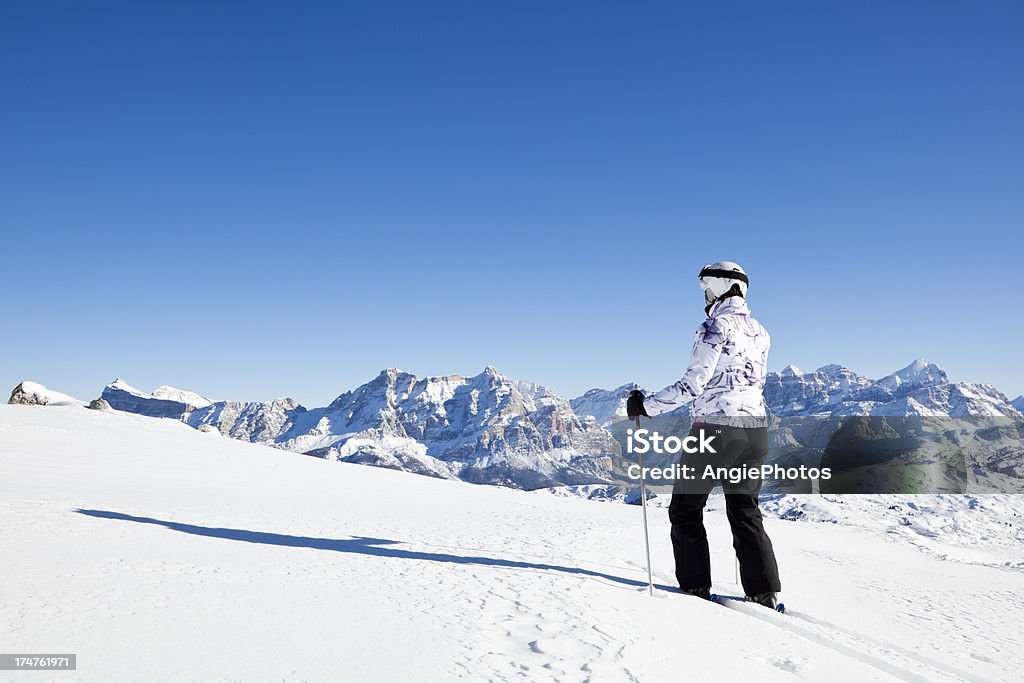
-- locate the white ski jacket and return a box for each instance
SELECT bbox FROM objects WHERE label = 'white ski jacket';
[643,296,770,422]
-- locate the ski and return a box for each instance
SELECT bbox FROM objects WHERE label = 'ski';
[711,593,786,614]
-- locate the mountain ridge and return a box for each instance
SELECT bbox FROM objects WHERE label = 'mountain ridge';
[99,366,621,490]
[34,358,1018,490]
[570,359,1018,425]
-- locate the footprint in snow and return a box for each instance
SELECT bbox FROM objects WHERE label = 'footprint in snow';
[770,656,806,673]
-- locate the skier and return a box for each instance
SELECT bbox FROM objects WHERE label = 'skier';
[626,261,782,608]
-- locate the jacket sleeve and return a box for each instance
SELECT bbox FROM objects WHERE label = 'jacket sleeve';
[643,319,726,416]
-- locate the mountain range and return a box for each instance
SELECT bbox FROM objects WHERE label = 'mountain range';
[573,360,1020,427]
[102,367,621,489]
[11,360,1021,490]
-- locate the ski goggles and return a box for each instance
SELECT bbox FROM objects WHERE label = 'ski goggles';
[698,266,749,284]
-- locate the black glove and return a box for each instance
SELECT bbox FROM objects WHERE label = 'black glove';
[626,389,649,419]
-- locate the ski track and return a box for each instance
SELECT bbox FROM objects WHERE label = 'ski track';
[715,599,977,683]
[786,609,992,683]
[2,406,1023,681]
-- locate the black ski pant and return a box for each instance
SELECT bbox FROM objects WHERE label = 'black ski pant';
[668,423,781,596]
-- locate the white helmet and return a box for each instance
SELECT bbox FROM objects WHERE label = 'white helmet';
[698,261,749,311]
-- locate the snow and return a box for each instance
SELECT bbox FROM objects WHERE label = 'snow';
[106,379,212,410]
[9,380,84,406]
[2,404,1023,681]
[152,385,213,409]
[181,367,621,490]
[108,377,148,396]
[758,360,1015,417]
[878,359,946,391]
[569,384,642,427]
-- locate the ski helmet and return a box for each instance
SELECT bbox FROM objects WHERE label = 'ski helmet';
[698,261,748,312]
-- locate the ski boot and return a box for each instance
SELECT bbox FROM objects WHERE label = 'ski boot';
[681,587,712,600]
[746,592,778,609]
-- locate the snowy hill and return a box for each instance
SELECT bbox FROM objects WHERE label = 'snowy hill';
[8,380,83,407]
[2,403,1023,681]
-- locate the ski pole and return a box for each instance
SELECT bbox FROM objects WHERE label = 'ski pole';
[635,415,654,596]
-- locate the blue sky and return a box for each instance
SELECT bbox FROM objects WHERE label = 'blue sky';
[2,1,1022,406]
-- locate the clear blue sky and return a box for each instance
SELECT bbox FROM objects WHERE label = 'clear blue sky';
[3,1,1022,406]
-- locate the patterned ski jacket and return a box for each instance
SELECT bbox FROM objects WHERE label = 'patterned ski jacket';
[643,296,770,422]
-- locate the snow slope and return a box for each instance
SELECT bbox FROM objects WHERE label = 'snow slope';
[2,404,1023,681]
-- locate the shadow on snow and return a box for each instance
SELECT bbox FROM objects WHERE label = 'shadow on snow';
[74,508,671,591]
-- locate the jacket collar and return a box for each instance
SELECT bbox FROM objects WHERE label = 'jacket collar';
[709,296,749,318]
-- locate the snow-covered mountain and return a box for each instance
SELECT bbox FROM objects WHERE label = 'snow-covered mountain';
[103,367,621,490]
[102,379,212,417]
[8,381,83,407]
[152,385,213,408]
[574,360,1024,495]
[1014,395,1024,414]
[572,360,1019,422]
[569,383,643,427]
[88,359,1021,491]
[761,360,1019,417]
